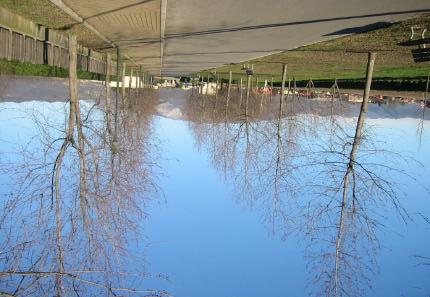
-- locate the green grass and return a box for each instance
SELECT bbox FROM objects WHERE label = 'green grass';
[207,15,430,82]
[0,0,107,48]
[0,59,112,81]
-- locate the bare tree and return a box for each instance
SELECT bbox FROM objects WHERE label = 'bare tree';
[0,37,167,296]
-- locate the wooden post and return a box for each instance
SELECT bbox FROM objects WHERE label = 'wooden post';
[121,62,126,100]
[22,34,26,62]
[87,49,91,72]
[7,29,13,61]
[51,44,55,66]
[280,64,287,115]
[31,37,36,64]
[363,52,376,112]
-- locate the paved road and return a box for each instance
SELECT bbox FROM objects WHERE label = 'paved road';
[53,0,430,76]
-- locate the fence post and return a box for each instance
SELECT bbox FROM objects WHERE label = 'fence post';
[50,44,55,66]
[43,28,49,65]
[87,48,91,72]
[7,29,13,61]
[32,37,36,63]
[21,34,26,62]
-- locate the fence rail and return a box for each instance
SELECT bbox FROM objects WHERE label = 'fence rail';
[0,24,116,75]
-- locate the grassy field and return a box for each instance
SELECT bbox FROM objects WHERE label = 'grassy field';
[209,15,430,83]
[0,59,117,81]
[1,1,429,86]
[0,0,107,48]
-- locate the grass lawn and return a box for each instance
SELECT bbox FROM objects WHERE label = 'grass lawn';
[0,59,116,81]
[1,2,429,87]
[0,0,107,48]
[208,14,430,83]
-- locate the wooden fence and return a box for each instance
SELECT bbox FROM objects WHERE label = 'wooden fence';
[0,24,116,75]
